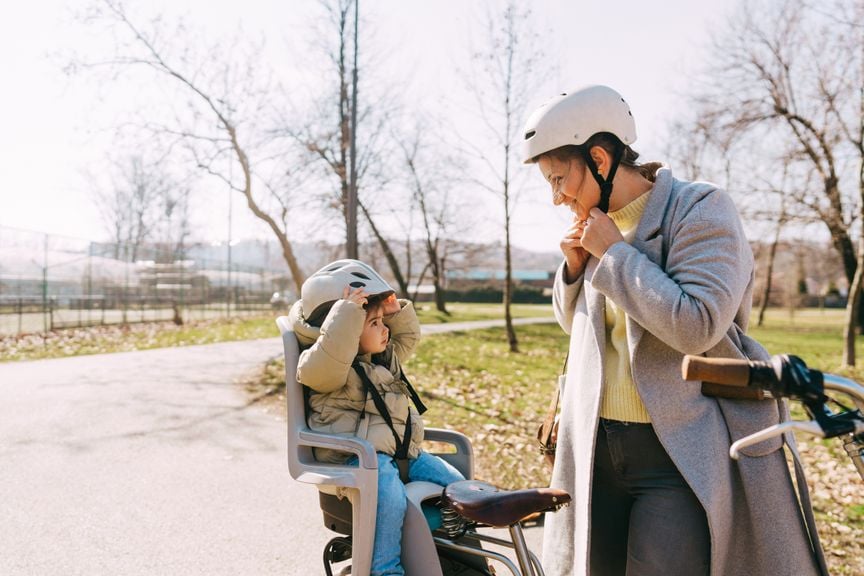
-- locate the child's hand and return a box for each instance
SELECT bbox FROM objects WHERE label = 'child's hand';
[343,286,369,307]
[381,293,400,315]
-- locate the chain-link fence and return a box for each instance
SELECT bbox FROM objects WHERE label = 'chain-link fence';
[0,226,294,336]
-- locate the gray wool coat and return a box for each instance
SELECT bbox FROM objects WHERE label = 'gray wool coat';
[542,165,827,576]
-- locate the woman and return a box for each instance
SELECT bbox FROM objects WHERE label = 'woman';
[521,85,826,576]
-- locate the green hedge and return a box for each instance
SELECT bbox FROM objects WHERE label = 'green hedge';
[444,285,550,304]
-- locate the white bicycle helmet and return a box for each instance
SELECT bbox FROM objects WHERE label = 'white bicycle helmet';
[521,85,637,212]
[520,85,637,165]
[301,259,395,323]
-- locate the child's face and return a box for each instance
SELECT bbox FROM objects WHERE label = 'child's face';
[358,307,389,354]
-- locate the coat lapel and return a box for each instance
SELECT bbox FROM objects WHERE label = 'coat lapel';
[583,257,606,369]
[627,165,674,348]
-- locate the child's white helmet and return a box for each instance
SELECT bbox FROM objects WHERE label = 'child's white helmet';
[301,259,395,323]
[520,85,637,164]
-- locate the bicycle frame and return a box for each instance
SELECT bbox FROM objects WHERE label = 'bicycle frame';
[433,528,545,576]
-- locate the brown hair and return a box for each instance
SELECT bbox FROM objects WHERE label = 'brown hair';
[544,132,656,182]
[364,294,388,316]
[306,292,391,327]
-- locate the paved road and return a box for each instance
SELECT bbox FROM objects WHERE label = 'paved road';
[0,318,552,575]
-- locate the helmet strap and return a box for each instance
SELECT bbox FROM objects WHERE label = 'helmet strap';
[580,143,625,213]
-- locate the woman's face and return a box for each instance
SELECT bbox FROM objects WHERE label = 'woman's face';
[538,155,597,221]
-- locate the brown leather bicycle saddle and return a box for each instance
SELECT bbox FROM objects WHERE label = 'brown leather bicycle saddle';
[442,480,571,528]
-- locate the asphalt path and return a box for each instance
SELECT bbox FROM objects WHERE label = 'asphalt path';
[0,317,554,575]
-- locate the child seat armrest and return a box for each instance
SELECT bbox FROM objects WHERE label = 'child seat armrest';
[424,428,472,454]
[298,429,378,469]
[423,428,474,479]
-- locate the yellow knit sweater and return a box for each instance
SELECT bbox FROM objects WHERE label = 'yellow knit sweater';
[599,191,653,423]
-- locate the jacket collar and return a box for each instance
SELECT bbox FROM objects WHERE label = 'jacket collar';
[585,163,674,361]
[288,300,322,347]
[628,163,674,349]
[630,163,673,266]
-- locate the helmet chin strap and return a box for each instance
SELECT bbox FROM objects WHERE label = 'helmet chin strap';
[580,144,625,213]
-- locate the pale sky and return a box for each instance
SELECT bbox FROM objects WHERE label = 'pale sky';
[0,0,740,256]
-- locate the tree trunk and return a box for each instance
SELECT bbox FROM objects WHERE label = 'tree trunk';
[431,258,448,315]
[503,181,518,353]
[337,3,352,256]
[276,235,305,295]
[226,126,306,293]
[757,219,783,327]
[830,224,857,286]
[427,241,448,315]
[843,239,863,367]
[346,0,359,258]
[847,73,864,366]
[411,262,430,303]
[359,201,409,297]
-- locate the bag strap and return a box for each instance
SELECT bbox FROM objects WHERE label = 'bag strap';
[539,353,567,450]
[545,384,560,422]
[549,353,567,413]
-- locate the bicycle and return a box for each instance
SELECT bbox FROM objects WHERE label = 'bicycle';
[681,353,864,481]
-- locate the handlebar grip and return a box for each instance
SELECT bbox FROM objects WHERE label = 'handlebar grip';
[681,355,751,387]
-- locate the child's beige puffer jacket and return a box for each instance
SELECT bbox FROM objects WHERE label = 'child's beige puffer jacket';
[288,297,423,463]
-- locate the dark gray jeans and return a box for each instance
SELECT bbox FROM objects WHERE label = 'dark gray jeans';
[590,419,710,576]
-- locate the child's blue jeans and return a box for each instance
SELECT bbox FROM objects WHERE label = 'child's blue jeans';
[346,450,465,576]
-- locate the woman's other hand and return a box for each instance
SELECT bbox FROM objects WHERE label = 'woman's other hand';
[581,207,625,259]
[561,217,590,282]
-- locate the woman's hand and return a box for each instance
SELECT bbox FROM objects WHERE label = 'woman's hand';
[343,286,369,307]
[581,207,625,259]
[380,293,401,315]
[560,217,590,282]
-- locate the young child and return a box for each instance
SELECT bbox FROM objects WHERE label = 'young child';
[288,259,465,576]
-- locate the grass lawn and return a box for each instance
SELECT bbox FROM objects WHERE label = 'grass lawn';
[749,307,864,378]
[0,315,281,362]
[413,302,553,324]
[0,302,553,363]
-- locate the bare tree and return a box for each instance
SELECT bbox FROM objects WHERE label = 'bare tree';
[756,193,789,327]
[280,0,411,292]
[93,154,169,261]
[681,0,864,364]
[72,0,308,292]
[396,125,463,314]
[153,183,193,263]
[667,108,824,327]
[462,2,550,352]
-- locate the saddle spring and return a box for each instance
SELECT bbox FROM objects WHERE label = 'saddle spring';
[440,505,468,539]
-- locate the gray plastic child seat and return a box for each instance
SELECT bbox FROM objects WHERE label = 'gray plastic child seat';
[277,316,475,576]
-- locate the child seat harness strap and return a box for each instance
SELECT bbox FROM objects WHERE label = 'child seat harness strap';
[351,360,426,483]
[397,365,428,416]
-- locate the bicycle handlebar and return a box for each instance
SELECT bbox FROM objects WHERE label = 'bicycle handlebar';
[681,354,824,402]
[681,356,751,387]
[681,354,864,479]
[681,355,778,400]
